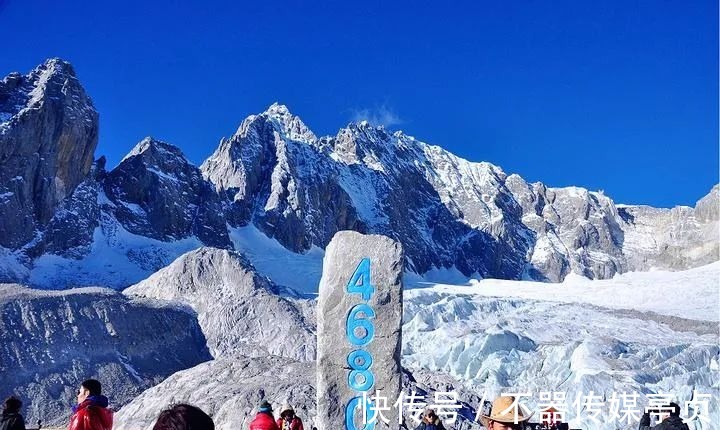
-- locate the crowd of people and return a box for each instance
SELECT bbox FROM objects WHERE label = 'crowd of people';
[2,381,692,430]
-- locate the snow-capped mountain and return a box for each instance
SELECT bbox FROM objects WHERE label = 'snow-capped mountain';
[0,283,211,426]
[201,102,718,282]
[0,59,716,288]
[0,59,98,251]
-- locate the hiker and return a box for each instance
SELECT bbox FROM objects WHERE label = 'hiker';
[414,408,446,430]
[1,396,25,430]
[68,379,113,430]
[479,396,533,430]
[153,404,214,430]
[249,400,279,430]
[639,402,689,430]
[276,404,304,430]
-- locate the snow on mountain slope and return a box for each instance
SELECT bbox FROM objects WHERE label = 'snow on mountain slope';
[201,103,718,282]
[403,262,720,429]
[407,261,720,321]
[228,225,324,294]
[0,284,211,426]
[28,210,205,289]
[620,186,719,273]
[124,247,317,360]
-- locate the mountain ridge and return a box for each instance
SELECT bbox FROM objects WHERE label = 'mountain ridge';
[0,60,716,288]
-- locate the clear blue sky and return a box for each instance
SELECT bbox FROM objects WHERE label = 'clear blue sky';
[1,0,717,207]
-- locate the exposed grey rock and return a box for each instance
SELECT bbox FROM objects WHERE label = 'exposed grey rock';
[317,231,404,430]
[125,247,316,360]
[114,355,317,430]
[27,157,105,259]
[0,59,715,287]
[402,368,482,430]
[695,184,719,223]
[104,137,230,248]
[201,104,718,281]
[619,185,719,271]
[0,284,211,426]
[0,58,98,249]
[201,103,363,252]
[113,355,483,430]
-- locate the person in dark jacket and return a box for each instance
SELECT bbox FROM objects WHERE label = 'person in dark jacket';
[276,404,304,430]
[249,400,279,430]
[414,409,446,430]
[153,404,214,430]
[68,379,113,430]
[1,396,25,430]
[639,403,689,430]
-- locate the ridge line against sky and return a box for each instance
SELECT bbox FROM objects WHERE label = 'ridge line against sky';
[0,0,717,208]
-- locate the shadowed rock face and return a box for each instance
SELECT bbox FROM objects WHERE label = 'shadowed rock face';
[0,58,98,249]
[0,284,212,426]
[103,138,230,248]
[0,59,715,285]
[200,105,364,252]
[201,104,718,282]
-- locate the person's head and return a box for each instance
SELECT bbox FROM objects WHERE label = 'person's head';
[153,404,214,430]
[280,405,295,421]
[77,379,102,403]
[667,402,681,417]
[423,409,437,423]
[3,396,21,414]
[480,396,532,430]
[258,400,273,415]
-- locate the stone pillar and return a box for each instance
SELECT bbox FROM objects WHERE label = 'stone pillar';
[317,231,404,430]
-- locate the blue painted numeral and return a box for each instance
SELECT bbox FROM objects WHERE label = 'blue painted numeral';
[346,303,376,346]
[346,258,375,301]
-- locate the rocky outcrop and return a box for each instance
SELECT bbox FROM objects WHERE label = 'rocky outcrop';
[0,58,98,249]
[619,184,719,271]
[114,355,317,430]
[0,284,211,426]
[0,58,715,285]
[104,137,230,248]
[125,247,316,360]
[201,104,363,252]
[202,104,716,281]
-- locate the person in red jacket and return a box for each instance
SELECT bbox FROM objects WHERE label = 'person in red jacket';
[276,405,304,430]
[68,379,113,430]
[249,400,279,430]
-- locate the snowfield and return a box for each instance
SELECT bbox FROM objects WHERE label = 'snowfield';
[406,261,720,321]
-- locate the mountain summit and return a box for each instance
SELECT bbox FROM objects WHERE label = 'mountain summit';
[0,61,717,287]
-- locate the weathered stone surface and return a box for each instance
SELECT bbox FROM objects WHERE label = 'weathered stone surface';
[0,58,98,249]
[0,284,211,426]
[200,104,364,252]
[104,137,231,248]
[317,231,403,430]
[125,247,316,360]
[619,184,719,272]
[114,355,316,430]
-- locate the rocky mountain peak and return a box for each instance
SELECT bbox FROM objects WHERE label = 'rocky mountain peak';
[121,136,189,165]
[0,58,98,249]
[254,102,317,143]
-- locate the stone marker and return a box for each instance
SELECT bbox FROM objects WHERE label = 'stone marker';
[317,231,404,430]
